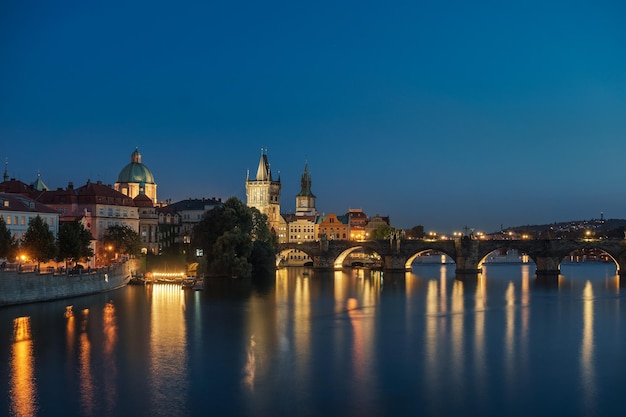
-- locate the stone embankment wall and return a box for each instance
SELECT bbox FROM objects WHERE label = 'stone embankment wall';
[0,259,140,307]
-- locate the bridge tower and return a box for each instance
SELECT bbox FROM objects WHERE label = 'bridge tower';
[295,162,317,216]
[246,148,282,234]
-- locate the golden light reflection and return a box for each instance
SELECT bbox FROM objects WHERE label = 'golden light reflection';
[103,302,118,413]
[294,273,311,373]
[346,297,365,379]
[425,280,439,388]
[520,265,530,365]
[66,306,76,356]
[79,309,94,416]
[451,280,465,387]
[581,281,596,412]
[149,283,188,410]
[334,270,348,313]
[505,282,515,380]
[473,277,486,397]
[244,335,256,391]
[439,267,447,316]
[10,317,38,417]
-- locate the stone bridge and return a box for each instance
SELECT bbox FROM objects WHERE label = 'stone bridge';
[278,237,626,276]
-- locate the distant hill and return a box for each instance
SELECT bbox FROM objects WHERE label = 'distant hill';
[494,218,626,238]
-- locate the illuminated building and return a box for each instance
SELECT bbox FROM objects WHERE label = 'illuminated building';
[37,180,139,259]
[114,148,157,203]
[134,193,159,255]
[165,198,222,246]
[346,208,368,240]
[295,162,317,216]
[315,213,350,240]
[0,192,59,241]
[245,148,282,234]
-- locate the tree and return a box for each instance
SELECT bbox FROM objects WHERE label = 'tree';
[369,223,395,240]
[57,220,94,267]
[102,225,141,259]
[192,197,277,279]
[0,216,15,260]
[21,215,58,267]
[405,225,425,239]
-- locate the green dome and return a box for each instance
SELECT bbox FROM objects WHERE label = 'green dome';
[117,148,155,184]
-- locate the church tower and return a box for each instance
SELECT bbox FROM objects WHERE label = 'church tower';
[296,162,317,216]
[246,148,281,232]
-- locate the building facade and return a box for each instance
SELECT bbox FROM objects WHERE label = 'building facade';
[315,213,350,240]
[166,198,223,246]
[37,180,139,262]
[0,192,59,242]
[245,149,282,234]
[295,162,317,216]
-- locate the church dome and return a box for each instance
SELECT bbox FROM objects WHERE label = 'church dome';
[117,148,155,184]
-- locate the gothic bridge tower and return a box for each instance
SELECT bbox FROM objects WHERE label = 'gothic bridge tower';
[246,148,282,233]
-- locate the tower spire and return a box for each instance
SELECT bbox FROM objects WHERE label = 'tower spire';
[3,158,8,182]
[255,147,272,181]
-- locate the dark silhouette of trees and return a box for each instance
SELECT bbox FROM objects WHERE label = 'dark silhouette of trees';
[102,225,141,260]
[57,220,94,268]
[405,225,425,239]
[21,215,57,267]
[192,197,277,279]
[0,216,15,261]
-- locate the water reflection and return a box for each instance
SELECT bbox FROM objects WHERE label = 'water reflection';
[581,281,596,413]
[3,263,624,417]
[10,317,37,417]
[149,284,188,415]
[79,309,94,416]
[102,302,118,414]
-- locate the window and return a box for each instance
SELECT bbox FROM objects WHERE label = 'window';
[6,216,11,225]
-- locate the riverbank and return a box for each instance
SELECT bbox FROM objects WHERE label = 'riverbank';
[0,259,139,307]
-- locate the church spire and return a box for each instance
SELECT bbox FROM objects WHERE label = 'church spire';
[255,147,272,181]
[3,158,8,182]
[297,161,315,197]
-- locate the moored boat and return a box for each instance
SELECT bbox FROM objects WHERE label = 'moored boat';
[192,278,204,291]
[181,277,195,289]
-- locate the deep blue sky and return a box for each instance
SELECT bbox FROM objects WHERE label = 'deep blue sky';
[2,0,626,233]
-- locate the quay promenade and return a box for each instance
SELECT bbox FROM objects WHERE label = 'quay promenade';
[0,259,139,306]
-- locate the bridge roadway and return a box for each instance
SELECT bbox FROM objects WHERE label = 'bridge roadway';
[278,237,626,276]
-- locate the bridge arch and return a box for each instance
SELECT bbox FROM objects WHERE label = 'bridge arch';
[406,249,456,270]
[334,246,383,269]
[276,247,315,267]
[559,246,620,274]
[476,246,535,269]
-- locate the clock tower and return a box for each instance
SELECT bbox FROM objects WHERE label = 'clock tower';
[295,162,317,216]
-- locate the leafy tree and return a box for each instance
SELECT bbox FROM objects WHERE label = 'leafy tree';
[21,215,58,267]
[57,220,94,267]
[192,197,277,279]
[405,225,425,239]
[369,223,395,240]
[102,225,141,258]
[0,216,15,260]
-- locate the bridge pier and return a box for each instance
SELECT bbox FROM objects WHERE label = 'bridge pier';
[535,257,561,276]
[454,238,482,275]
[383,255,409,271]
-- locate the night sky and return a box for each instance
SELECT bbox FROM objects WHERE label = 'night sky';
[2,0,625,233]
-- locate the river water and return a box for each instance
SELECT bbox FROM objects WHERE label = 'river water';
[1,263,625,417]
